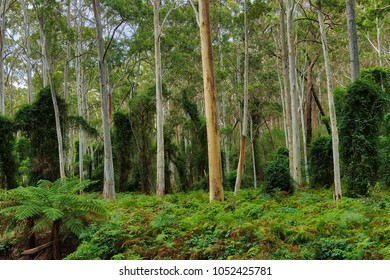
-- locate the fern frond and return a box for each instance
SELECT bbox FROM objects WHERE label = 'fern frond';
[13,204,43,220]
[43,207,64,221]
[63,217,86,237]
[32,217,52,233]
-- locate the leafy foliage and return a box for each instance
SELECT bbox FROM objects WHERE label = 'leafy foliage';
[336,77,387,197]
[308,136,333,188]
[0,116,17,189]
[0,178,105,259]
[14,88,67,184]
[64,189,390,260]
[264,147,293,194]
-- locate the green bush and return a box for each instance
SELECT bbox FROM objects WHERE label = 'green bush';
[264,147,293,194]
[308,136,333,188]
[336,78,386,197]
[0,116,17,189]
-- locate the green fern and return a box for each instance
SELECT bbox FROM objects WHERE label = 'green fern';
[0,178,107,259]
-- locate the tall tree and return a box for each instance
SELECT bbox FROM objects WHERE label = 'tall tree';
[317,1,342,200]
[234,0,249,195]
[199,0,223,202]
[346,0,360,80]
[278,0,293,175]
[21,0,33,104]
[35,2,66,179]
[286,0,301,185]
[153,0,164,197]
[92,0,115,200]
[0,0,6,115]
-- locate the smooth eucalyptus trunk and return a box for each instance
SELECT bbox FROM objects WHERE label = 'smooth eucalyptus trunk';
[234,0,249,196]
[0,0,5,115]
[346,0,360,80]
[38,17,66,179]
[318,5,342,200]
[92,0,115,200]
[76,0,84,181]
[22,0,33,104]
[154,0,165,196]
[286,0,301,185]
[199,0,223,202]
[279,0,293,175]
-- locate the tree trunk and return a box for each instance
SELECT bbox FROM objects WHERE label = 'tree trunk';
[38,17,66,179]
[305,54,319,145]
[39,26,48,88]
[218,21,230,175]
[318,5,342,200]
[250,116,257,188]
[0,0,6,115]
[64,0,71,103]
[346,0,360,80]
[92,0,116,200]
[21,0,33,104]
[286,0,301,185]
[234,0,249,196]
[76,0,84,182]
[154,0,165,197]
[279,0,293,176]
[199,0,223,202]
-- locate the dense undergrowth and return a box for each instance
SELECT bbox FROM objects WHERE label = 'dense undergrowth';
[63,187,390,260]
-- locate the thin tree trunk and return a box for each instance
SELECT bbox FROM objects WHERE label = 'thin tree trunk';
[92,0,115,200]
[218,22,230,175]
[298,74,309,184]
[199,0,223,202]
[21,0,33,104]
[0,0,6,115]
[279,0,293,175]
[154,0,165,196]
[76,0,84,181]
[286,0,301,185]
[64,0,71,103]
[318,4,342,200]
[346,0,360,80]
[39,25,48,88]
[250,116,257,188]
[305,54,319,145]
[38,17,66,179]
[234,0,249,196]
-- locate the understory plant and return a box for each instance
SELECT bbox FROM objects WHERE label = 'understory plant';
[0,178,105,259]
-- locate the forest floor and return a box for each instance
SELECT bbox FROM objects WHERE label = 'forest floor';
[64,186,390,260]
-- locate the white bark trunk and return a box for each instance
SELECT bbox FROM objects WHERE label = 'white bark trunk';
[250,116,257,188]
[154,0,165,196]
[199,0,224,202]
[21,0,33,104]
[218,22,230,175]
[286,0,301,185]
[92,0,115,200]
[279,0,293,176]
[0,0,6,115]
[346,0,360,80]
[38,18,66,179]
[318,6,342,200]
[234,0,249,196]
[64,0,71,103]
[76,0,84,181]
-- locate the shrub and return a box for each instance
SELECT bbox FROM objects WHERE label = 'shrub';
[264,147,293,194]
[0,116,17,189]
[336,78,386,197]
[308,136,333,188]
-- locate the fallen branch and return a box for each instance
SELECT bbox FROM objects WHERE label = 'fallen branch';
[21,241,54,255]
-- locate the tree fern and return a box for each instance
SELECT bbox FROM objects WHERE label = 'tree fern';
[0,178,106,259]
